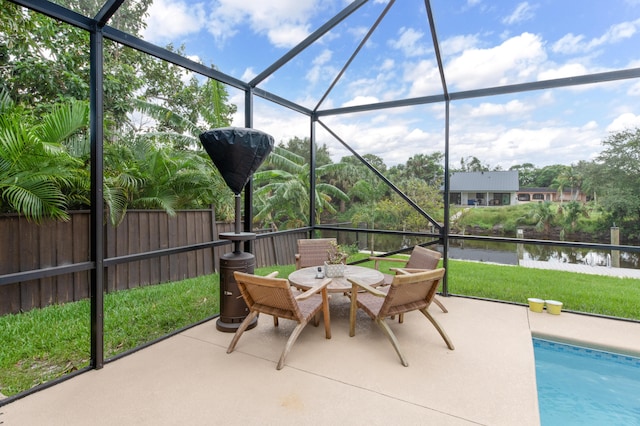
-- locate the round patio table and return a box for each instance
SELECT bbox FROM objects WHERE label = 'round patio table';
[288,265,384,293]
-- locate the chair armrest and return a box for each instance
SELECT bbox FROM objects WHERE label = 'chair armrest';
[347,278,386,297]
[400,268,431,274]
[369,256,408,271]
[295,278,332,300]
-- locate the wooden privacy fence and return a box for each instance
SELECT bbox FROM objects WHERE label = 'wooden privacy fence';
[0,210,306,315]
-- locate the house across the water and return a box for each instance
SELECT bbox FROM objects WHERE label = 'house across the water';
[448,171,587,206]
[449,171,519,206]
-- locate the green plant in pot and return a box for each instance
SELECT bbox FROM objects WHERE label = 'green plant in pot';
[325,241,348,277]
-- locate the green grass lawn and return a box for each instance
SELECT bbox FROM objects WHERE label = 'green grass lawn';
[1,258,639,397]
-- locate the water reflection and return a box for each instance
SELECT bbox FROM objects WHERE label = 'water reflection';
[338,232,640,270]
[450,240,639,269]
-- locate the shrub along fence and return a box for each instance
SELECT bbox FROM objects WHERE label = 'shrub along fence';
[0,209,305,315]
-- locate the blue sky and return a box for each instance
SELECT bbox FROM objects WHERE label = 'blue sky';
[136,0,640,169]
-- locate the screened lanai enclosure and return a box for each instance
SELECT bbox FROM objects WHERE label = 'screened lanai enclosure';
[2,0,640,403]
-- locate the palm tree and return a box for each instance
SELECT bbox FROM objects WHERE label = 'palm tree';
[526,201,555,234]
[349,178,392,254]
[0,91,87,222]
[561,200,584,234]
[252,146,349,229]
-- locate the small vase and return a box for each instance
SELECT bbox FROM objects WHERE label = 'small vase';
[324,261,345,278]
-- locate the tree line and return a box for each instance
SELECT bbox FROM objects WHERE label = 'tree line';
[2,2,640,240]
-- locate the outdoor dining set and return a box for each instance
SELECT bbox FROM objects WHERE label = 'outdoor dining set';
[227,238,455,369]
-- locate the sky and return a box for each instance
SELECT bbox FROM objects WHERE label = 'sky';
[133,0,640,170]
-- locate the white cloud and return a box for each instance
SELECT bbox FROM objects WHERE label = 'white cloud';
[389,27,429,57]
[142,0,207,43]
[342,96,380,108]
[445,32,546,90]
[537,63,588,80]
[552,18,640,55]
[551,33,586,55]
[206,0,321,47]
[266,24,312,49]
[241,67,258,81]
[502,2,537,25]
[440,34,480,56]
[606,113,640,132]
[404,60,443,97]
[468,100,534,118]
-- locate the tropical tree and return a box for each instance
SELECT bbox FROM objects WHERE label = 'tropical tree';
[404,152,444,185]
[509,163,537,187]
[559,201,585,239]
[277,137,332,166]
[524,201,555,234]
[0,91,88,222]
[532,164,568,187]
[347,173,392,253]
[253,146,349,230]
[592,128,640,231]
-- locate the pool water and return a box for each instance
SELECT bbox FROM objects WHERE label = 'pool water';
[533,338,640,425]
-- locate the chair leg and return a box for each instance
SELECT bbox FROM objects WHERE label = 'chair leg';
[227,310,259,354]
[433,297,448,313]
[277,321,308,370]
[273,316,279,327]
[420,308,455,350]
[321,288,331,339]
[349,291,358,337]
[375,318,409,366]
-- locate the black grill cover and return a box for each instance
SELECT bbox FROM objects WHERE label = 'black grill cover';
[199,127,274,194]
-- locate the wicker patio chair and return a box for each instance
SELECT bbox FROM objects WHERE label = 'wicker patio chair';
[370,245,448,314]
[228,271,332,370]
[348,268,454,367]
[295,238,337,269]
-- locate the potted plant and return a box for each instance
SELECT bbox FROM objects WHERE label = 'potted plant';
[324,241,348,277]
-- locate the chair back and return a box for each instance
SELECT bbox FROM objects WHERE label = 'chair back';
[296,238,337,269]
[234,272,302,322]
[405,246,441,269]
[378,268,445,318]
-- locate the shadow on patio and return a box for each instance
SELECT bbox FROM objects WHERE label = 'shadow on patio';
[4,296,640,425]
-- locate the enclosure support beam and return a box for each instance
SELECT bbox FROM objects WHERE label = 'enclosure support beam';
[89,26,105,370]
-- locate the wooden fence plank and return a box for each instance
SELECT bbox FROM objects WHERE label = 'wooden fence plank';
[138,211,151,286]
[55,219,74,303]
[148,212,161,285]
[72,213,90,300]
[158,213,170,283]
[39,220,55,307]
[115,217,129,291]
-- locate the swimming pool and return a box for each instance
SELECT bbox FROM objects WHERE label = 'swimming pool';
[533,338,640,425]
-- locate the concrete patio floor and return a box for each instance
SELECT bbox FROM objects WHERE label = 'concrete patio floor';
[3,295,640,425]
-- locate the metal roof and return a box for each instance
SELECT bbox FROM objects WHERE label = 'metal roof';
[450,171,519,192]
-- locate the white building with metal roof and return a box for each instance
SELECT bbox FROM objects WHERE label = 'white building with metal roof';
[449,171,519,206]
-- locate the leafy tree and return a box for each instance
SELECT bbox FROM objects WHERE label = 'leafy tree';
[454,156,499,172]
[403,152,444,185]
[593,128,640,230]
[348,177,391,254]
[395,178,444,231]
[558,201,585,239]
[253,146,348,230]
[277,137,332,166]
[509,163,537,187]
[524,201,555,234]
[0,91,88,222]
[532,164,569,187]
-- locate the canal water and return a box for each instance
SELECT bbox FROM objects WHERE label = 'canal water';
[345,233,640,271]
